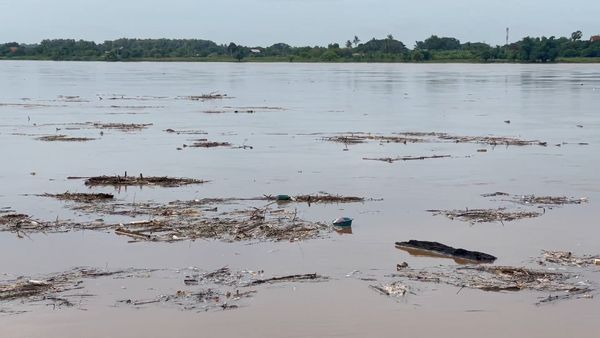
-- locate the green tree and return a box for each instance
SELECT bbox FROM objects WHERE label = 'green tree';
[411,49,424,62]
[321,50,339,61]
[416,35,461,50]
[353,35,360,47]
[571,31,583,41]
[345,40,352,49]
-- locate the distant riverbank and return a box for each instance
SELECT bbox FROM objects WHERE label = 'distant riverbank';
[2,56,600,63]
[3,33,600,64]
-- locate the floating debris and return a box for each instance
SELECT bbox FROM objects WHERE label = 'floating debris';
[332,217,353,227]
[427,208,541,224]
[1,202,330,243]
[0,268,141,311]
[363,155,451,163]
[291,193,365,204]
[323,132,549,147]
[392,265,592,304]
[512,195,588,206]
[395,240,497,263]
[189,141,232,148]
[369,282,409,297]
[247,273,325,286]
[41,192,114,203]
[1,192,372,242]
[119,267,326,313]
[481,192,510,197]
[82,174,207,188]
[322,133,423,145]
[98,95,167,101]
[91,123,153,132]
[179,93,229,101]
[164,129,207,135]
[540,251,600,267]
[435,134,547,146]
[36,135,96,142]
[109,205,329,242]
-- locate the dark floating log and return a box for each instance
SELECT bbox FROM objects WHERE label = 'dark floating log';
[395,240,497,263]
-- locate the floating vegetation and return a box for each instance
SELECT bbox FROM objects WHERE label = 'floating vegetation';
[164,128,207,135]
[189,141,232,148]
[427,208,542,224]
[36,135,96,142]
[179,93,229,101]
[41,192,114,203]
[81,174,207,188]
[289,193,365,204]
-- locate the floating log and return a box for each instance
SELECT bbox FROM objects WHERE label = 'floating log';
[395,240,497,263]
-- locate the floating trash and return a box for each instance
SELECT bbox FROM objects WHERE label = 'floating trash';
[332,217,353,227]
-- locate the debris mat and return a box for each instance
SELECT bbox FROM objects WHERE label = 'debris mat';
[427,208,542,223]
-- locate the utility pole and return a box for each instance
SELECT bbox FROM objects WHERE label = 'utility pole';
[506,27,509,45]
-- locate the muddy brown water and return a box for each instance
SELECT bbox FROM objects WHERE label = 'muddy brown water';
[1,61,599,337]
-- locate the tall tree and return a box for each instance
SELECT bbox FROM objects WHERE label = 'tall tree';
[353,35,360,47]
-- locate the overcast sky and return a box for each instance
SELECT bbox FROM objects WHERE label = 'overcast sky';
[1,0,599,47]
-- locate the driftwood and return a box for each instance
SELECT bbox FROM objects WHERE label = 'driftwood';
[248,273,323,285]
[395,240,497,263]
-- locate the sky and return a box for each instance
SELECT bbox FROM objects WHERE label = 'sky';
[1,0,599,47]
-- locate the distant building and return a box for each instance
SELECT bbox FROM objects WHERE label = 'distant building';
[250,49,261,54]
[591,35,600,42]
[9,47,18,53]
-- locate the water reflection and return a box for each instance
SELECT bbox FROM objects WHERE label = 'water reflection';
[334,226,352,235]
[396,246,483,265]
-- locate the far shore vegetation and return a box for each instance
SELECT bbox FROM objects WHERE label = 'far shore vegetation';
[2,31,600,63]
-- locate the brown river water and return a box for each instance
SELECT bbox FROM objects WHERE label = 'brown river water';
[1,61,599,337]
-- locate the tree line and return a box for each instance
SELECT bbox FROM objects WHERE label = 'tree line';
[1,31,599,62]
